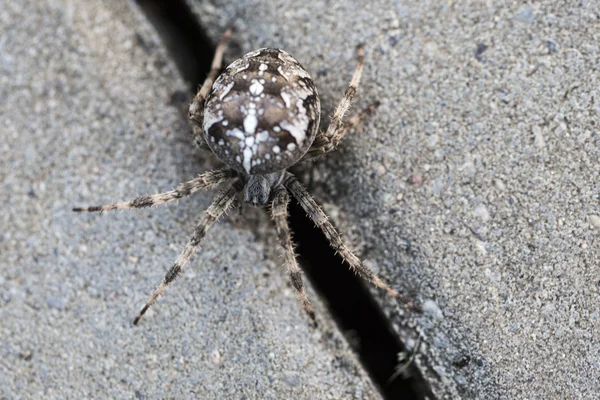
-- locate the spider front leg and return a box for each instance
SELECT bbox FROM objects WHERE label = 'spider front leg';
[188,29,232,150]
[302,45,364,161]
[270,188,315,322]
[284,173,420,311]
[134,180,241,325]
[73,168,235,212]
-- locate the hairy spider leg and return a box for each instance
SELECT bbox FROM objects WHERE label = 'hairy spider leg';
[188,29,232,150]
[73,168,235,212]
[303,45,364,161]
[285,173,420,311]
[270,188,316,322]
[134,181,241,325]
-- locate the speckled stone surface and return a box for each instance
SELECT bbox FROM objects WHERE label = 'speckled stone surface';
[0,1,380,398]
[190,0,600,398]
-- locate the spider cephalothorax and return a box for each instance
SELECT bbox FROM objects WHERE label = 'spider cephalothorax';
[74,30,418,325]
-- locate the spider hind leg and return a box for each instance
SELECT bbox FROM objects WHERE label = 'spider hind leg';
[188,29,232,150]
[302,45,364,161]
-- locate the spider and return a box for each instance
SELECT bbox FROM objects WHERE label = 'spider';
[74,30,418,325]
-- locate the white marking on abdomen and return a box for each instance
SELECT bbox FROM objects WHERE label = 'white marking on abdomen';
[243,115,258,134]
[249,79,264,96]
[243,147,253,173]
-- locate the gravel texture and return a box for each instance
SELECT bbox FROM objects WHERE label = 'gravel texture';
[190,0,600,398]
[0,1,380,398]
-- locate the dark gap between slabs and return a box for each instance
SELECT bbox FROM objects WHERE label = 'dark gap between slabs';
[135,1,434,398]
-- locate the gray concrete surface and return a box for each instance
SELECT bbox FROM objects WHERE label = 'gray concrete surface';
[0,1,380,398]
[190,0,600,398]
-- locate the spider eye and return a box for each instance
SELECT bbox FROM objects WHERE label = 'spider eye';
[203,48,321,175]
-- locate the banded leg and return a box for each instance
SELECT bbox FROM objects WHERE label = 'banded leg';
[73,168,235,212]
[134,181,241,325]
[303,102,378,164]
[188,29,232,150]
[284,173,419,311]
[270,189,315,321]
[302,45,364,161]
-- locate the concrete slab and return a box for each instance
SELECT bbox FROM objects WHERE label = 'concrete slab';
[189,0,600,398]
[0,1,380,398]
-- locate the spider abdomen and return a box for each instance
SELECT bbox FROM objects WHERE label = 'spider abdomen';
[203,48,321,175]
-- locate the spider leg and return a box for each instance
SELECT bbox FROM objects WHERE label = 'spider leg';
[303,102,378,163]
[302,45,364,161]
[284,173,419,311]
[134,180,241,325]
[188,29,232,150]
[270,188,316,322]
[73,168,235,212]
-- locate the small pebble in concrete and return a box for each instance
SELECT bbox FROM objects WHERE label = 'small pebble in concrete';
[589,215,600,230]
[422,300,443,321]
